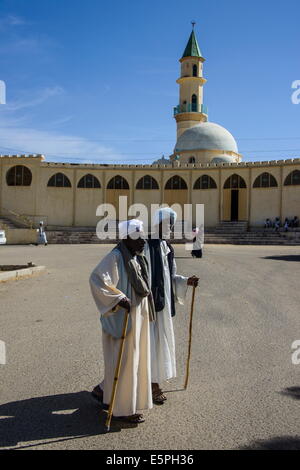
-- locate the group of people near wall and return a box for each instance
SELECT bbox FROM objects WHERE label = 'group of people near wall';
[89,208,200,424]
[264,216,299,232]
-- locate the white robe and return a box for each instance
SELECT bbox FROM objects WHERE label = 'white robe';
[89,249,153,417]
[192,228,204,251]
[145,241,188,383]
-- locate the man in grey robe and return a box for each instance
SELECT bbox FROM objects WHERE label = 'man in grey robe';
[89,219,153,424]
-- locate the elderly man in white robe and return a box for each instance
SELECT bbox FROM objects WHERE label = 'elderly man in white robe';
[145,208,199,404]
[89,219,154,424]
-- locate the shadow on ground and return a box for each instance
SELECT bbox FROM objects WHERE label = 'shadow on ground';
[0,391,136,449]
[263,255,300,262]
[280,386,300,401]
[239,387,300,449]
[239,435,300,450]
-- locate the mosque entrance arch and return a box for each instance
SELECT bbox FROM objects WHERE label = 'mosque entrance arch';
[106,175,130,220]
[223,174,247,221]
[231,190,239,221]
[164,175,188,211]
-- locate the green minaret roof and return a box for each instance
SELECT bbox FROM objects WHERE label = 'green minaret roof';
[182,30,202,58]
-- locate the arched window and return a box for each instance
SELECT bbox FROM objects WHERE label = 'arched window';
[77,174,101,188]
[47,173,71,187]
[224,174,247,189]
[165,176,187,190]
[189,157,196,164]
[194,175,217,190]
[107,175,129,189]
[284,170,300,186]
[191,94,197,112]
[253,172,278,188]
[192,64,197,77]
[6,165,32,186]
[136,175,159,190]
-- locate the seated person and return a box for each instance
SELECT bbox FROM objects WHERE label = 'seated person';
[274,217,281,232]
[284,218,289,232]
[291,216,299,228]
[264,218,272,229]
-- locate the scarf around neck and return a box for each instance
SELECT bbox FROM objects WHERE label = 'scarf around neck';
[147,238,176,317]
[116,241,156,322]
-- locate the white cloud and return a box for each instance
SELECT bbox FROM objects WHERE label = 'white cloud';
[0,86,126,163]
[0,14,27,30]
[0,125,125,162]
[4,86,64,112]
[0,37,45,55]
[7,15,26,26]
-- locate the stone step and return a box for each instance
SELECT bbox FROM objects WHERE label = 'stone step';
[44,227,300,246]
[0,217,18,229]
[215,221,249,234]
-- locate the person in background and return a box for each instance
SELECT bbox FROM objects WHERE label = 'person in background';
[36,221,47,246]
[264,218,272,229]
[191,225,204,258]
[284,218,290,232]
[274,217,281,232]
[291,216,299,228]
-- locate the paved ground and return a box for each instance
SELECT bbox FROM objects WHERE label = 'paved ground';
[0,243,300,450]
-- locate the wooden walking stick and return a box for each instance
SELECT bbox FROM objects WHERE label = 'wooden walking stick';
[105,306,130,432]
[184,285,196,390]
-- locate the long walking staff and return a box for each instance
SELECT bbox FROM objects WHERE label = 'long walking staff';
[104,306,130,432]
[184,285,197,390]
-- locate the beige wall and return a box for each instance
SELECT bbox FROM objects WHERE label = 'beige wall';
[1,159,38,216]
[5,228,37,244]
[1,156,300,230]
[179,81,203,108]
[282,164,300,220]
[282,186,300,219]
[38,168,74,226]
[192,190,219,227]
[181,59,203,79]
[75,188,104,226]
[251,189,281,225]
[74,169,104,226]
[179,57,204,108]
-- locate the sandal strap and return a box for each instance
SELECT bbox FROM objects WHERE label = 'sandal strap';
[115,414,145,423]
[153,388,166,400]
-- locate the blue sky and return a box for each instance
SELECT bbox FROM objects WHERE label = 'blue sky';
[0,0,299,163]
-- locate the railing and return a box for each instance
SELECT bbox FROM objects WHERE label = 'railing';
[1,208,34,229]
[173,103,208,116]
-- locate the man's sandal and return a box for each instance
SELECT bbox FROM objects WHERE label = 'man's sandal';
[114,414,145,424]
[152,388,167,405]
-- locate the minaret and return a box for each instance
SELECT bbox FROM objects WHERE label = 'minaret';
[174,25,208,139]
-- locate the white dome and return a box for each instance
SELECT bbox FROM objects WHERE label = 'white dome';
[211,155,236,164]
[175,122,238,153]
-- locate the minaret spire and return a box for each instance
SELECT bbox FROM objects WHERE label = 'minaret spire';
[181,25,202,59]
[173,28,208,139]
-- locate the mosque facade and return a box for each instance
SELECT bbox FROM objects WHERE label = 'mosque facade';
[0,30,299,235]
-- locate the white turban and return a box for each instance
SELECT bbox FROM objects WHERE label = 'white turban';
[153,207,177,227]
[118,219,144,239]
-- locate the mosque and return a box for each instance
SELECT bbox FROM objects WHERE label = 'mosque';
[0,28,299,242]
